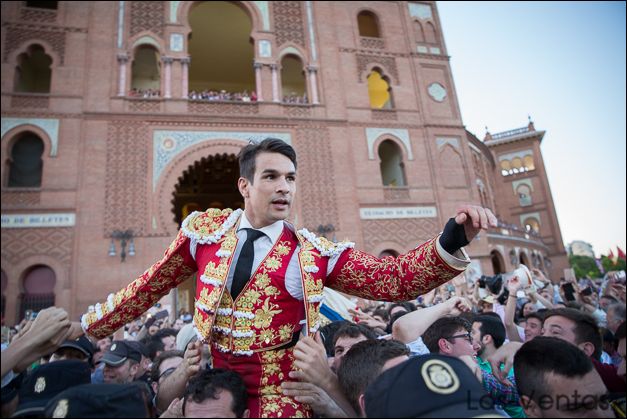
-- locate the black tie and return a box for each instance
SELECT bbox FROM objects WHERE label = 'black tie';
[231,229,266,299]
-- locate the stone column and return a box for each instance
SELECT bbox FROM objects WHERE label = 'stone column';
[162,57,173,99]
[254,62,263,102]
[180,57,191,99]
[271,64,280,103]
[307,66,319,104]
[117,53,129,97]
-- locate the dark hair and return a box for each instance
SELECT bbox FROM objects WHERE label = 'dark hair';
[422,316,471,354]
[544,308,602,361]
[183,369,248,418]
[337,339,409,414]
[318,321,350,357]
[150,350,184,384]
[474,315,506,348]
[615,321,626,341]
[332,322,378,349]
[372,308,390,323]
[517,301,535,321]
[388,302,416,316]
[525,311,545,324]
[514,337,594,403]
[237,138,297,182]
[153,328,178,341]
[608,303,626,323]
[600,295,619,303]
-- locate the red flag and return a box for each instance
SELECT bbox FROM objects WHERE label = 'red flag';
[617,246,626,260]
[608,249,615,260]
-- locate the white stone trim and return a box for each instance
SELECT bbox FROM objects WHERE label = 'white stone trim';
[365,128,413,161]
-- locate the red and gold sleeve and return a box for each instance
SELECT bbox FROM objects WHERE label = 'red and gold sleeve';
[81,230,197,338]
[326,236,465,302]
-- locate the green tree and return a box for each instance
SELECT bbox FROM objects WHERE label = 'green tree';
[600,255,627,273]
[568,255,602,279]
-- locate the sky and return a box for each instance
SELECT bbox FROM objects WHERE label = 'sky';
[437,1,626,257]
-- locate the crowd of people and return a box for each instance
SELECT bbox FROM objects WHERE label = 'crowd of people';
[128,88,161,98]
[1,268,625,417]
[188,89,257,102]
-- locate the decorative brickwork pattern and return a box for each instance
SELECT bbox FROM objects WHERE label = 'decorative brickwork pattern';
[440,146,467,188]
[273,1,305,48]
[284,105,312,118]
[359,36,385,50]
[372,109,397,121]
[3,24,66,64]
[1,228,73,265]
[130,1,164,37]
[294,127,339,231]
[187,102,259,115]
[20,7,57,23]
[104,121,148,236]
[128,99,161,113]
[362,218,439,252]
[11,94,49,109]
[357,53,398,82]
[383,187,410,202]
[1,191,41,207]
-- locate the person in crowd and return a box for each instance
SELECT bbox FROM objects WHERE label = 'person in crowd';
[101,340,143,385]
[331,323,378,372]
[472,315,525,417]
[160,369,249,418]
[542,308,626,393]
[364,354,504,418]
[514,336,614,418]
[606,303,626,334]
[337,339,410,417]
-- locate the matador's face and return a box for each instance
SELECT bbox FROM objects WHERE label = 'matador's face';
[238,152,296,228]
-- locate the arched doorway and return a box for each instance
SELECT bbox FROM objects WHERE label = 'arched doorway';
[19,265,56,321]
[519,251,530,267]
[171,153,242,315]
[491,250,505,274]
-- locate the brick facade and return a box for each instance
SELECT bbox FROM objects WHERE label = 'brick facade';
[1,1,567,324]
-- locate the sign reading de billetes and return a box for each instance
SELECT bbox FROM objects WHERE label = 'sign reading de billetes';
[1,213,76,228]
[359,206,437,220]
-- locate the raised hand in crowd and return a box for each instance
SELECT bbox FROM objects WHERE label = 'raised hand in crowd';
[159,397,184,418]
[1,307,83,378]
[487,341,523,385]
[281,380,348,418]
[392,296,471,344]
[156,340,202,412]
[347,308,386,331]
[288,333,356,417]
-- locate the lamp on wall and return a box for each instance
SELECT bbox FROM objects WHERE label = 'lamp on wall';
[108,230,135,262]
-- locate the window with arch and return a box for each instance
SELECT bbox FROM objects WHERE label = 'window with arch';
[500,153,536,176]
[281,54,307,104]
[424,22,438,44]
[414,20,425,43]
[378,139,406,187]
[130,45,161,97]
[188,1,255,99]
[491,250,505,274]
[367,69,393,109]
[357,11,380,37]
[523,217,541,234]
[7,132,45,188]
[20,265,56,320]
[516,184,532,207]
[14,44,52,93]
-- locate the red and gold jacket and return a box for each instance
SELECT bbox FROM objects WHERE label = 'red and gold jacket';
[82,208,466,353]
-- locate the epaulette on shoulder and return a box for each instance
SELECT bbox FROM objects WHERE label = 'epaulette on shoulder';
[181,208,242,244]
[297,228,355,257]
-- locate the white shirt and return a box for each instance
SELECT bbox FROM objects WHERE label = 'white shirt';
[191,211,470,301]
